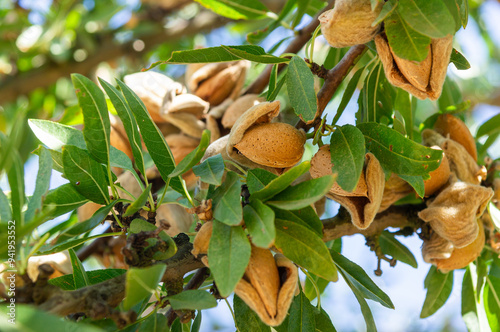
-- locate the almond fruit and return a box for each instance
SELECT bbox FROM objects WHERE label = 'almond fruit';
[434,113,477,161]
[423,146,451,196]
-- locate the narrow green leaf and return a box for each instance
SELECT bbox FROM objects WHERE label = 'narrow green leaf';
[0,188,12,222]
[477,113,500,139]
[286,56,318,123]
[275,219,337,281]
[191,311,202,332]
[379,231,417,268]
[234,295,271,332]
[7,151,24,226]
[394,89,413,140]
[462,267,480,332]
[357,63,394,123]
[194,0,267,20]
[330,250,394,309]
[442,0,462,32]
[117,79,183,194]
[332,66,365,126]
[62,145,109,205]
[266,175,336,210]
[124,264,167,310]
[304,272,329,301]
[25,147,52,223]
[315,307,337,332]
[485,275,500,332]
[246,168,278,194]
[293,0,311,28]
[398,174,425,198]
[438,77,463,111]
[124,183,152,217]
[459,0,468,28]
[250,162,310,202]
[358,122,443,176]
[267,67,288,101]
[288,291,316,332]
[43,184,88,219]
[71,73,111,165]
[68,249,89,289]
[385,10,431,62]
[211,172,242,226]
[192,154,225,186]
[243,200,275,248]
[330,125,365,192]
[341,271,378,332]
[208,220,251,297]
[129,218,157,233]
[167,290,217,310]
[272,206,323,237]
[267,64,279,101]
[139,313,169,332]
[170,130,210,178]
[48,269,126,291]
[33,146,63,173]
[397,0,456,38]
[99,78,146,176]
[420,266,453,318]
[37,232,122,255]
[372,0,397,26]
[221,45,289,64]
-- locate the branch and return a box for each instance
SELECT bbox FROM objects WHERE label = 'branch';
[0,11,230,104]
[322,204,426,242]
[298,43,367,131]
[243,0,336,95]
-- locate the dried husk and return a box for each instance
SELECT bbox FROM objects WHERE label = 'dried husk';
[378,173,413,212]
[124,71,184,123]
[418,181,494,248]
[319,0,383,48]
[493,178,500,207]
[434,114,477,161]
[423,146,451,197]
[205,113,221,143]
[434,220,485,273]
[100,236,128,269]
[374,33,453,100]
[192,221,213,259]
[233,123,306,168]
[187,63,230,92]
[234,252,298,326]
[422,231,454,264]
[310,145,385,229]
[155,203,194,237]
[162,112,206,139]
[163,93,209,118]
[166,134,200,188]
[26,251,72,281]
[222,94,265,129]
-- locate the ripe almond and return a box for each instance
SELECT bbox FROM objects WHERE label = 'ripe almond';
[434,114,477,161]
[423,146,450,196]
[234,122,305,168]
[191,221,213,258]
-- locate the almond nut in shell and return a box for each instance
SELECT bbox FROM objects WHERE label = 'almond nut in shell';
[423,146,451,197]
[434,113,477,161]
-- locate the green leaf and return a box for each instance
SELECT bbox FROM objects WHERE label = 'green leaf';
[330,125,365,192]
[275,219,337,281]
[124,183,152,217]
[477,113,500,139]
[243,200,275,248]
[25,147,52,222]
[397,0,456,38]
[358,122,443,176]
[398,174,425,198]
[99,78,146,176]
[208,220,251,297]
[459,0,468,28]
[378,231,418,268]
[124,264,167,310]
[438,77,463,111]
[385,10,431,62]
[139,313,169,332]
[246,168,278,194]
[330,249,394,309]
[117,79,183,194]
[342,271,378,332]
[288,291,316,332]
[357,63,394,123]
[372,0,397,26]
[315,307,337,332]
[234,295,271,332]
[194,0,267,20]
[461,267,481,332]
[272,206,323,237]
[211,171,242,226]
[71,73,111,165]
[221,45,289,64]
[293,0,312,28]
[68,249,89,289]
[442,0,462,32]
[266,175,336,210]
[394,89,413,140]
[48,269,126,291]
[7,151,24,226]
[0,188,12,222]
[267,67,288,102]
[485,275,500,332]
[167,290,217,310]
[420,266,453,318]
[267,64,279,101]
[129,218,157,233]
[170,130,210,178]
[0,305,105,332]
[191,311,202,332]
[43,184,88,219]
[56,201,116,244]
[332,65,365,126]
[62,145,109,205]
[192,154,225,186]
[286,56,318,123]
[250,162,310,201]
[37,232,122,255]
[33,146,63,173]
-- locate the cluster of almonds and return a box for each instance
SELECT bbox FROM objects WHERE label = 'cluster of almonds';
[310,114,494,272]
[319,0,454,100]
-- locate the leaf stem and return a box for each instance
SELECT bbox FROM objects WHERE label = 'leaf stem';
[156,177,171,210]
[224,297,240,332]
[224,160,247,176]
[301,267,322,310]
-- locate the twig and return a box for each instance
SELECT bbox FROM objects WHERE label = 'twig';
[243,0,336,95]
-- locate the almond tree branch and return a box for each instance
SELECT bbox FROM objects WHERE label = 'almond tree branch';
[243,0,336,95]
